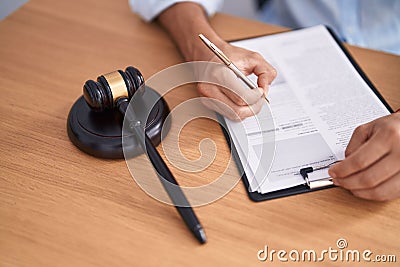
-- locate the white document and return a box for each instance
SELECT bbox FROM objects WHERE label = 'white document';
[225,26,391,194]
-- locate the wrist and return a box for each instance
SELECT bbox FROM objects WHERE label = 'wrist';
[157,2,225,61]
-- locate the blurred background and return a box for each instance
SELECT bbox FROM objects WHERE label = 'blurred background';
[1,0,398,55]
[1,0,257,20]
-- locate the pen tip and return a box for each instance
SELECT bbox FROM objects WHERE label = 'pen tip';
[194,228,207,244]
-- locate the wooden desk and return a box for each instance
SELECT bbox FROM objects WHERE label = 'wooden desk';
[1,0,399,266]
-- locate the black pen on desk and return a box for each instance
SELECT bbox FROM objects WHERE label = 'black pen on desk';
[198,34,270,104]
[118,98,206,244]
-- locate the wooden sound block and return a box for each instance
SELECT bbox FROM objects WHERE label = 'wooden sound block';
[67,87,170,159]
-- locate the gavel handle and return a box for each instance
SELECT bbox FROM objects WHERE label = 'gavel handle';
[116,97,206,243]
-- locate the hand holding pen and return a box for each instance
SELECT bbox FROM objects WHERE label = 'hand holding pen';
[196,34,277,120]
[157,2,276,120]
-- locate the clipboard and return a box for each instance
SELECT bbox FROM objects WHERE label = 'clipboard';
[217,26,394,202]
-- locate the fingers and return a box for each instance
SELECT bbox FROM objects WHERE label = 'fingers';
[328,131,390,178]
[329,114,400,201]
[245,52,277,96]
[198,83,265,121]
[219,51,276,106]
[219,78,264,107]
[253,55,277,91]
[219,87,264,107]
[344,123,372,157]
[351,172,400,201]
[195,44,277,120]
[200,62,265,107]
[333,153,400,190]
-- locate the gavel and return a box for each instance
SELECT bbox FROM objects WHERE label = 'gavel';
[82,67,206,244]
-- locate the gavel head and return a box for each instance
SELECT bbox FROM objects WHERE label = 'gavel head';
[83,66,144,112]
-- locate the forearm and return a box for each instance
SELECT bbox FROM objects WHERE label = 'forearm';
[157,2,225,61]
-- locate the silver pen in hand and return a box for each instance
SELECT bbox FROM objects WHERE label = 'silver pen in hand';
[198,34,270,104]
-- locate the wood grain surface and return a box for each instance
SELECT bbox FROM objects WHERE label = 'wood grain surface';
[0,0,399,266]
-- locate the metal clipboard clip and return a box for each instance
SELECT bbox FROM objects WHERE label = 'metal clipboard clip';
[299,161,341,190]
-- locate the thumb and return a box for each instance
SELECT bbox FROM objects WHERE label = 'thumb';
[345,122,373,157]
